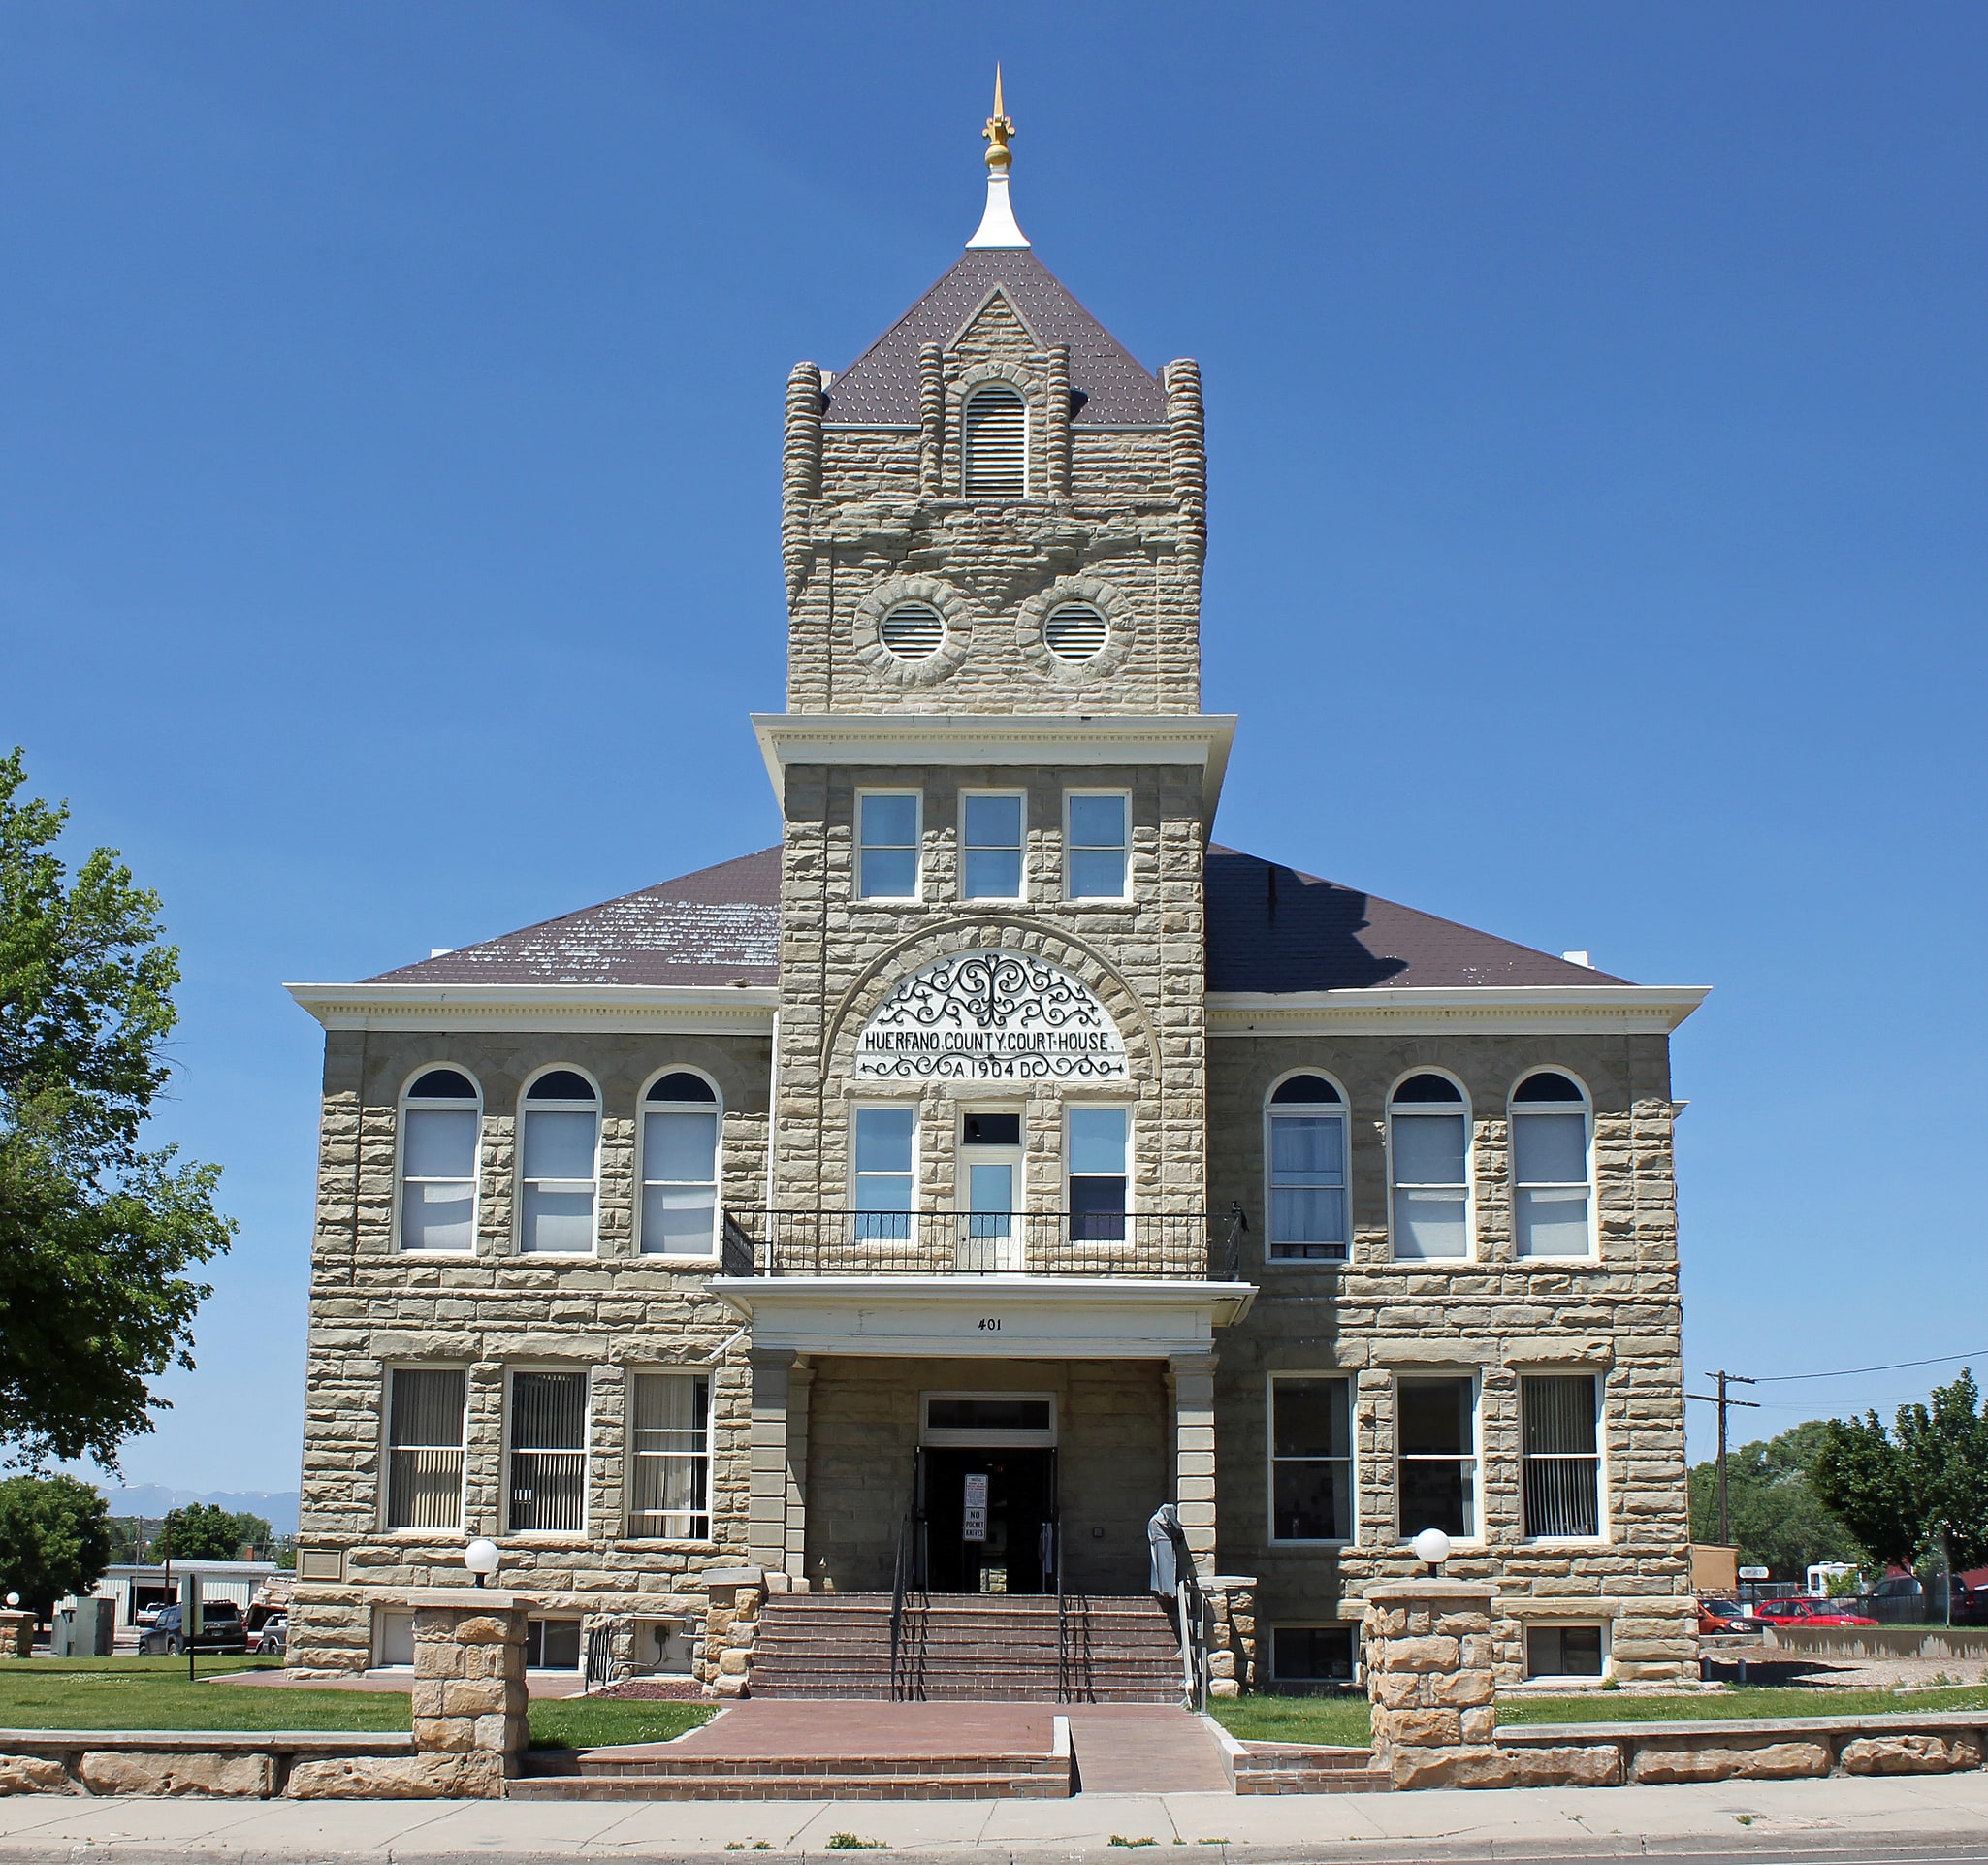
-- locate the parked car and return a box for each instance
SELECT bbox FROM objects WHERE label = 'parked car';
[1752,1597,1878,1627]
[137,1600,248,1656]
[254,1615,287,1656]
[1697,1599,1758,1634]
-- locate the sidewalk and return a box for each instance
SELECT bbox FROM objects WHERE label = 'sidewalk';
[0,1771,1985,1863]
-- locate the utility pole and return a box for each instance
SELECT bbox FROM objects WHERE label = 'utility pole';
[1685,1371,1759,1546]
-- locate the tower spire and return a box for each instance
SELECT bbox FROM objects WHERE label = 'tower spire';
[966,66,1029,250]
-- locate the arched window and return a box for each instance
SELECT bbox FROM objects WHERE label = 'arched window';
[1389,1073,1470,1260]
[1266,1075,1347,1262]
[962,383,1027,498]
[1511,1071,1593,1257]
[399,1069,480,1253]
[641,1072,721,1255]
[520,1070,598,1255]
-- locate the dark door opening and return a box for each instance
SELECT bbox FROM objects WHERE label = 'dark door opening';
[918,1446,1055,1593]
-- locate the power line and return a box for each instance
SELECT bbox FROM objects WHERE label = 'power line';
[1750,1349,1988,1384]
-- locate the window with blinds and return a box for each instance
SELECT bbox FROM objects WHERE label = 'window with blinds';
[628,1373,711,1539]
[962,384,1027,498]
[385,1368,466,1530]
[1043,602,1108,662]
[1522,1374,1602,1538]
[507,1371,588,1533]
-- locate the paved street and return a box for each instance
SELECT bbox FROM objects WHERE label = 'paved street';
[0,1772,1985,1862]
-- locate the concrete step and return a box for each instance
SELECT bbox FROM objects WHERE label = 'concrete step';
[508,1769,1069,1801]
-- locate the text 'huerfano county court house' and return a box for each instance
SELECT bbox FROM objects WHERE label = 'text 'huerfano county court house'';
[285,96,1709,1701]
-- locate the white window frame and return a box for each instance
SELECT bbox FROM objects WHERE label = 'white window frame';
[516,1067,601,1257]
[1065,1103,1133,1231]
[958,788,1028,903]
[626,1368,714,1543]
[636,1067,723,1260]
[1386,1069,1475,1263]
[961,380,1030,498]
[1523,1620,1611,1682]
[919,1391,1058,1448]
[1267,1372,1356,1546]
[1519,1369,1610,1543]
[1394,1369,1483,1546]
[503,1367,592,1537]
[1268,1622,1361,1687]
[1063,789,1133,902]
[1509,1070,1596,1260]
[856,788,923,902]
[395,1068,482,1256]
[1263,1071,1350,1265]
[379,1364,469,1535]
[850,1101,919,1240]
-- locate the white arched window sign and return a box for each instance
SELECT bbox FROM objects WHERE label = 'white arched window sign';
[853,949,1128,1082]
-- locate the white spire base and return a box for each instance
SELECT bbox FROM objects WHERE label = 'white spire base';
[966,172,1029,249]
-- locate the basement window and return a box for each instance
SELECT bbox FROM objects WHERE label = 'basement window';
[1270,1625,1355,1686]
[1524,1624,1606,1679]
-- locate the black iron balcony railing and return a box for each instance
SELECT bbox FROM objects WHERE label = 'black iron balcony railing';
[720,1208,1245,1281]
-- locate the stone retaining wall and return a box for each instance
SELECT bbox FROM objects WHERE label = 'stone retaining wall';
[1763,1624,1988,1661]
[1494,1714,1987,1787]
[0,1730,451,1800]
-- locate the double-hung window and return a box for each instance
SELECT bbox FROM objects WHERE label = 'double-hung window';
[1267,1076,1348,1261]
[1269,1376,1354,1542]
[641,1072,720,1255]
[1389,1074,1470,1260]
[1066,792,1130,900]
[1396,1375,1477,1540]
[1512,1072,1593,1257]
[506,1371,588,1533]
[385,1367,466,1531]
[399,1070,480,1252]
[628,1372,711,1539]
[961,792,1025,900]
[853,1106,916,1241]
[520,1071,598,1254]
[1068,1107,1129,1242]
[857,792,920,900]
[1522,1374,1603,1538]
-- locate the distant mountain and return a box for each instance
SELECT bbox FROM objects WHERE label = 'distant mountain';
[96,1487,300,1535]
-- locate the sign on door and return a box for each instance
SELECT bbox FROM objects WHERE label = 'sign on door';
[962,1472,989,1542]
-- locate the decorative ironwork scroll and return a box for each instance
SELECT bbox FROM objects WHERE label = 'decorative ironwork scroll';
[853,949,1129,1081]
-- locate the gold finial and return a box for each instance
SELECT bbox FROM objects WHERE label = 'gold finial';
[982,66,1014,173]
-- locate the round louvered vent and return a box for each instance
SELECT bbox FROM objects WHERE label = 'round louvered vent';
[1043,602,1109,662]
[880,601,946,661]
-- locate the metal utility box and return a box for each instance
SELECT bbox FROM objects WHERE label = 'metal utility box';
[52,1595,115,1656]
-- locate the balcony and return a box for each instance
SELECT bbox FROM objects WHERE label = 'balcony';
[720,1209,1244,1281]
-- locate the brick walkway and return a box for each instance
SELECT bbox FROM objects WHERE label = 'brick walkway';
[1064,1705,1232,1794]
[660,1700,1057,1761]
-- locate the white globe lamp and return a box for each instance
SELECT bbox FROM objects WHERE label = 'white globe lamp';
[464,1539,501,1589]
[1412,1527,1452,1574]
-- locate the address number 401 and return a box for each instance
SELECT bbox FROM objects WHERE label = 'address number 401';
[978,1317,1002,1332]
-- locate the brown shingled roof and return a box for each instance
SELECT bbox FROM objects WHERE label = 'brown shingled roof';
[824,249,1166,427]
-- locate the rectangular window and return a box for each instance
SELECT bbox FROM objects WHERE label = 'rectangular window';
[385,1367,466,1531]
[857,791,920,900]
[1068,1107,1129,1241]
[1514,1110,1592,1256]
[1522,1374,1602,1538]
[1268,1112,1348,1260]
[1397,1375,1477,1539]
[853,1105,916,1240]
[507,1371,588,1533]
[1391,1111,1469,1259]
[1525,1624,1605,1679]
[525,1618,583,1670]
[401,1108,478,1251]
[520,1109,597,1253]
[1066,792,1130,900]
[961,792,1025,900]
[628,1372,711,1539]
[641,1107,719,1255]
[1270,1624,1356,1685]
[1270,1377,1354,1542]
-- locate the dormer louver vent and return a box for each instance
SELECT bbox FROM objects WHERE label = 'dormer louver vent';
[1043,602,1108,662]
[962,384,1027,498]
[879,601,946,661]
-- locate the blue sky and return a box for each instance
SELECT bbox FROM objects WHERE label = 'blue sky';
[3,1,1983,1492]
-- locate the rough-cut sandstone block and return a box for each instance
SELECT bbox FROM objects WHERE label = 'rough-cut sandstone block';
[1382,1635,1460,1674]
[79,1752,273,1798]
[1386,1709,1461,1747]
[286,1753,504,1800]
[718,1647,750,1675]
[1370,1672,1423,1710]
[1459,1707,1497,1744]
[1394,1744,1621,1791]
[1209,1678,1240,1699]
[1432,1670,1494,1708]
[450,1615,518,1645]
[0,1755,72,1795]
[1629,1741,1829,1785]
[1840,1734,1983,1775]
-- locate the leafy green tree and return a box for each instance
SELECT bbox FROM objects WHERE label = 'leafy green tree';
[0,1473,113,1619]
[1687,1419,1865,1580]
[153,1504,273,1562]
[1814,1370,1988,1575]
[0,749,235,1470]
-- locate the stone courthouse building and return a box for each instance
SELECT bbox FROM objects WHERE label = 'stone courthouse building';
[286,101,1707,1696]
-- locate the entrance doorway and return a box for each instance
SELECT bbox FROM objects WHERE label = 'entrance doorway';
[918,1446,1056,1593]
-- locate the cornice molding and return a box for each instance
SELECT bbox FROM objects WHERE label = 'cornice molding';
[753,712,1237,822]
[1205,985,1710,1036]
[285,982,779,1034]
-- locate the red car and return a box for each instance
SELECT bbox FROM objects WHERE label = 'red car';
[1751,1597,1877,1627]
[1697,1599,1757,1634]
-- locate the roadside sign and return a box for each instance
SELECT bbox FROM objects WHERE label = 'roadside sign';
[1738,1565,1770,1580]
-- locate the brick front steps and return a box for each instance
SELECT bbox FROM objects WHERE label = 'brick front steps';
[511,1743,1071,1801]
[750,1593,1185,1703]
[1231,1741,1392,1795]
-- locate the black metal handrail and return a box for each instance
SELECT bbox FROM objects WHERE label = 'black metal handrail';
[721,1209,1242,1280]
[1164,1513,1208,1712]
[888,1509,924,1702]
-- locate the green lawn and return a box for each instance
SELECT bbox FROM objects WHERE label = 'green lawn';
[1213,1682,1988,1749]
[527,1697,713,1751]
[0,1657,408,1732]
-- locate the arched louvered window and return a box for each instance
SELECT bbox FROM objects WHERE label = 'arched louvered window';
[1043,602,1108,663]
[962,384,1027,498]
